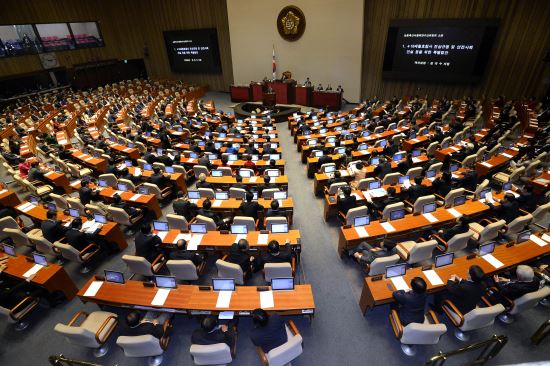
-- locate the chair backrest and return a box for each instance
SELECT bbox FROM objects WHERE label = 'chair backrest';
[525,160,541,177]
[408,240,438,264]
[506,214,532,235]
[461,304,505,331]
[166,260,198,281]
[426,142,439,156]
[67,198,86,215]
[319,163,335,173]
[50,193,69,210]
[510,286,550,315]
[53,242,83,263]
[264,263,293,282]
[532,202,550,223]
[478,220,506,243]
[382,202,405,221]
[107,206,132,226]
[28,230,57,255]
[488,143,501,156]
[166,214,188,231]
[462,154,477,168]
[474,179,490,198]
[428,162,443,173]
[239,168,255,177]
[508,166,525,183]
[476,146,487,161]
[193,165,209,177]
[229,187,247,199]
[265,217,288,232]
[153,162,166,170]
[406,167,423,180]
[195,215,216,231]
[216,259,244,285]
[190,343,232,365]
[99,173,118,188]
[413,195,436,214]
[116,334,163,358]
[232,216,256,231]
[447,231,473,252]
[218,167,233,176]
[122,254,154,277]
[346,206,369,225]
[118,178,136,192]
[444,188,465,207]
[198,188,215,199]
[400,322,447,345]
[266,325,303,365]
[0,216,20,231]
[382,173,400,186]
[54,323,98,348]
[4,228,31,247]
[327,182,348,195]
[85,204,107,216]
[356,178,374,190]
[262,188,280,199]
[137,159,147,168]
[368,254,400,276]
[143,182,163,199]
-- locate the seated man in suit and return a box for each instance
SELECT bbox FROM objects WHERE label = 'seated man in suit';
[429,216,472,243]
[336,185,357,216]
[172,191,197,221]
[250,308,288,353]
[27,161,48,183]
[350,240,392,268]
[119,167,141,185]
[373,158,392,179]
[434,265,487,314]
[41,210,68,243]
[487,193,520,223]
[491,265,541,304]
[232,174,249,192]
[112,193,141,217]
[405,175,429,203]
[266,200,283,218]
[65,218,93,252]
[79,180,99,206]
[228,239,255,275]
[393,277,428,325]
[239,192,264,221]
[370,186,400,218]
[134,223,162,263]
[197,198,222,226]
[258,175,277,196]
[168,239,205,266]
[196,173,214,190]
[143,146,157,164]
[191,316,236,355]
[150,166,170,190]
[327,170,344,188]
[121,310,172,341]
[261,239,293,267]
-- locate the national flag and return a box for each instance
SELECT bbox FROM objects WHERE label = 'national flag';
[272,45,276,80]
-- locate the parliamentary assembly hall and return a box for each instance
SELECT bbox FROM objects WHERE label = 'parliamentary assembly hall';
[0,0,549,365]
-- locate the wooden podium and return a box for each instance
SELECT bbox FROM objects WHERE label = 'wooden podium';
[230,85,250,102]
[250,82,265,102]
[263,92,276,107]
[295,85,313,106]
[312,91,342,110]
[267,80,296,104]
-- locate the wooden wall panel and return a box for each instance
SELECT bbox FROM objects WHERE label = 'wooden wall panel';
[361,0,550,100]
[0,0,233,91]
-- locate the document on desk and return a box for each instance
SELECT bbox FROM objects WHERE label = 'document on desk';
[257,234,269,245]
[260,290,274,309]
[541,234,550,243]
[423,270,444,286]
[44,171,55,178]
[248,177,257,183]
[481,162,493,168]
[84,157,94,162]
[84,281,104,297]
[354,226,369,238]
[530,234,548,247]
[212,200,223,207]
[129,194,142,201]
[481,254,504,269]
[0,189,8,195]
[235,234,247,242]
[187,234,204,250]
[447,208,463,218]
[83,222,101,234]
[390,276,410,291]
[381,222,396,233]
[23,264,44,278]
[123,147,132,152]
[501,153,513,159]
[189,199,198,204]
[370,188,387,198]
[18,202,35,212]
[402,180,411,189]
[133,168,142,176]
[173,233,192,243]
[505,190,520,198]
[450,146,460,152]
[151,288,171,306]
[422,213,438,223]
[216,291,232,308]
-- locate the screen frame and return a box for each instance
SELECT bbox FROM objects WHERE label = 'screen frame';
[163,28,222,74]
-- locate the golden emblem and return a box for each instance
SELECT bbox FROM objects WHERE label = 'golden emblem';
[277,6,306,42]
[281,11,300,35]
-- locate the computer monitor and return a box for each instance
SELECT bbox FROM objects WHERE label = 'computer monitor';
[143,164,152,171]
[393,153,403,162]
[165,166,174,174]
[253,192,259,200]
[215,192,229,200]
[503,182,512,191]
[117,183,128,192]
[358,143,368,151]
[270,154,281,161]
[422,202,437,214]
[145,131,151,137]
[2,244,16,257]
[271,223,289,233]
[353,215,370,227]
[94,214,107,224]
[273,191,287,200]
[124,160,133,167]
[435,253,454,268]
[154,275,177,289]
[188,191,200,199]
[208,154,217,161]
[441,141,449,149]
[104,270,125,284]
[214,142,222,149]
[82,148,89,155]
[412,149,421,157]
[239,170,251,178]
[362,131,370,137]
[314,150,324,157]
[267,170,280,177]
[211,170,223,177]
[156,148,164,156]
[32,252,48,266]
[98,179,108,187]
[479,242,496,256]
[453,195,466,206]
[271,277,295,291]
[378,140,388,147]
[479,188,491,199]
[190,223,207,234]
[230,224,248,234]
[69,208,80,218]
[218,132,227,138]
[370,157,380,165]
[138,186,149,195]
[153,221,169,232]
[516,230,531,244]
[385,263,406,278]
[323,165,336,174]
[390,209,405,221]
[426,169,436,178]
[450,163,459,173]
[228,154,238,161]
[46,202,56,211]
[212,278,235,291]
[189,152,198,159]
[349,122,358,129]
[398,175,409,184]
[368,180,381,190]
[198,141,205,147]
[251,154,259,161]
[409,131,417,139]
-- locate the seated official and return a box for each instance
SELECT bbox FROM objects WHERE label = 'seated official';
[431,171,453,197]
[143,146,157,164]
[317,153,332,171]
[134,223,162,263]
[392,277,428,325]
[487,193,520,223]
[18,159,30,179]
[191,315,236,353]
[373,158,392,179]
[327,171,343,187]
[232,175,249,192]
[150,166,170,189]
[172,191,197,221]
[58,146,73,161]
[168,239,205,266]
[337,186,357,216]
[397,154,413,175]
[516,186,538,212]
[258,175,276,196]
[370,186,400,217]
[112,193,141,217]
[196,173,213,190]
[0,202,17,220]
[244,155,257,172]
[405,176,429,203]
[41,210,68,243]
[228,239,255,274]
[65,218,93,251]
[250,309,288,353]
[27,161,47,183]
[119,167,141,185]
[266,200,282,218]
[79,180,99,206]
[491,265,541,304]
[351,241,391,268]
[430,217,472,243]
[261,240,293,267]
[349,162,367,189]
[434,265,487,314]
[197,198,222,225]
[239,192,264,220]
[122,310,172,339]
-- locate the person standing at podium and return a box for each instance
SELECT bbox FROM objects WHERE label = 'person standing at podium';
[337,85,344,93]
[304,77,312,87]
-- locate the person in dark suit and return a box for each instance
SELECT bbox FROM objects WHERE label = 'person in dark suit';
[27,161,47,183]
[232,175,249,192]
[41,210,68,243]
[316,154,332,171]
[65,218,92,251]
[397,154,413,175]
[228,239,254,274]
[134,223,162,263]
[258,175,277,196]
[432,217,471,242]
[112,193,140,217]
[373,158,392,179]
[327,171,344,187]
[250,309,288,353]
[405,176,429,203]
[150,166,170,189]
[143,147,157,164]
[435,265,487,314]
[168,239,204,266]
[431,171,453,197]
[239,192,264,220]
[492,265,540,301]
[261,240,293,267]
[122,310,171,340]
[119,167,141,185]
[79,180,98,206]
[337,185,357,216]
[191,316,236,353]
[172,192,197,221]
[487,193,520,223]
[393,277,428,325]
[266,200,283,218]
[453,169,477,192]
[516,185,537,213]
[371,186,400,216]
[196,173,214,190]
[197,198,221,225]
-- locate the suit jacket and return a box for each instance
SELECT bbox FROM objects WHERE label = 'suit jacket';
[168,248,203,266]
[250,314,288,353]
[261,243,293,265]
[239,201,264,219]
[150,173,169,188]
[228,243,252,272]
[337,195,357,215]
[134,232,162,263]
[41,219,67,243]
[489,200,520,223]
[406,184,429,203]
[446,279,487,314]
[374,163,392,179]
[191,327,235,349]
[266,208,283,218]
[173,200,197,221]
[498,279,540,300]
[393,290,427,325]
[65,228,90,251]
[79,187,94,205]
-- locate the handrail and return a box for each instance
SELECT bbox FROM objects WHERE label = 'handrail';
[531,319,550,346]
[425,335,508,366]
[48,354,103,366]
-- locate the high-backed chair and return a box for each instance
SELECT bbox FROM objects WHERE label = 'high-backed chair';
[118,178,136,192]
[193,165,209,178]
[530,202,550,230]
[396,240,438,265]
[229,187,247,199]
[198,188,215,199]
[122,254,166,279]
[98,174,118,188]
[265,217,288,232]
[53,242,100,273]
[50,193,70,210]
[27,230,61,259]
[216,259,244,285]
[166,214,189,231]
[473,179,490,199]
[325,182,348,195]
[319,163,336,173]
[365,254,400,276]
[468,219,506,244]
[66,163,92,178]
[382,202,405,221]
[193,215,217,231]
[389,310,447,356]
[3,226,33,248]
[503,214,533,240]
[255,321,303,366]
[262,188,280,199]
[493,166,525,184]
[167,260,204,282]
[218,167,233,177]
[426,142,439,157]
[440,188,465,208]
[341,206,369,226]
[432,231,473,253]
[117,333,168,366]
[144,183,172,201]
[498,286,550,324]
[382,173,400,186]
[0,294,40,331]
[54,311,118,357]
[264,262,295,283]
[0,217,21,241]
[23,179,53,198]
[442,302,505,341]
[406,167,423,180]
[356,178,374,190]
[238,168,255,178]
[85,204,108,216]
[190,343,233,366]
[107,206,143,233]
[409,195,436,215]
[428,162,443,174]
[232,216,256,231]
[67,197,86,216]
